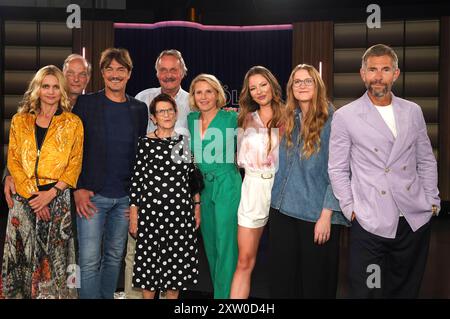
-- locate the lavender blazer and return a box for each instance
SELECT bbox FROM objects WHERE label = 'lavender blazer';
[328,92,440,238]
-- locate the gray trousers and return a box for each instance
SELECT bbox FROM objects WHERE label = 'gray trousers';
[124,233,143,299]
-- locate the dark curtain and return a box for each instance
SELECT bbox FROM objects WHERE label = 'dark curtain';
[115,26,292,106]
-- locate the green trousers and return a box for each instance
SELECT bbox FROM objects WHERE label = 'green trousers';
[200,167,242,299]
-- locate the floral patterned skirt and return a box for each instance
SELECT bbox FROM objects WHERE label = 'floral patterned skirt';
[1,190,77,299]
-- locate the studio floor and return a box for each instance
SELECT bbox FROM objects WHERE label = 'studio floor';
[1,195,449,299]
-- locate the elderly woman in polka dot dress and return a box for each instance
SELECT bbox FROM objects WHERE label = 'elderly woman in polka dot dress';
[128,93,202,299]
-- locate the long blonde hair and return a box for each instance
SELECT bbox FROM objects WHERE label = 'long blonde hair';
[285,64,330,158]
[18,65,71,114]
[238,66,284,155]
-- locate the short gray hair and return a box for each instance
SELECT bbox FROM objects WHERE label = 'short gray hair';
[362,44,399,70]
[155,49,187,77]
[63,54,92,76]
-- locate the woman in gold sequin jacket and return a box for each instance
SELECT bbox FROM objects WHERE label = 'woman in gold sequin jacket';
[1,65,83,299]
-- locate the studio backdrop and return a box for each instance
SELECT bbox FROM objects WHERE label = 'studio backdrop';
[114,21,293,106]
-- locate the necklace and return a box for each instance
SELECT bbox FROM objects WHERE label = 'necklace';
[154,129,176,139]
[39,106,57,119]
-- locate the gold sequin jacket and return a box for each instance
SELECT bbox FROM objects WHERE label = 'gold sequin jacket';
[7,111,84,198]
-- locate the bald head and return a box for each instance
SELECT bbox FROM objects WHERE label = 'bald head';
[63,54,91,104]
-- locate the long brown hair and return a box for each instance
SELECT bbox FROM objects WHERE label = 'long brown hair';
[285,64,330,158]
[238,66,284,154]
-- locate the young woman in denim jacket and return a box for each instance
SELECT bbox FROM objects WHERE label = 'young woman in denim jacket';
[269,64,350,298]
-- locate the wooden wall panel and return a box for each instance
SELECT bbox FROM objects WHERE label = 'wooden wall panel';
[292,21,334,99]
[367,21,404,46]
[39,47,73,68]
[405,46,440,71]
[439,17,450,201]
[334,23,365,48]
[404,72,439,96]
[5,46,37,70]
[406,20,440,46]
[4,21,37,45]
[73,21,114,93]
[4,71,34,95]
[40,21,72,46]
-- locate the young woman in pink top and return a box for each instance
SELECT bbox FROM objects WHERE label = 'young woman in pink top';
[230,66,284,299]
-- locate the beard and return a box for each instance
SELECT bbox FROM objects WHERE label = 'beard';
[366,80,391,98]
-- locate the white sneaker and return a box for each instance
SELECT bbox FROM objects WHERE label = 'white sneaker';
[114,292,127,299]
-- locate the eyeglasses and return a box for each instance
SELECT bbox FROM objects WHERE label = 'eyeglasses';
[293,78,314,87]
[155,108,176,116]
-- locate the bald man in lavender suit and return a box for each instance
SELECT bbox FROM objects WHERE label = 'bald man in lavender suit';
[328,44,440,298]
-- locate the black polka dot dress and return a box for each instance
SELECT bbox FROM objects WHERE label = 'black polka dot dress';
[129,135,199,291]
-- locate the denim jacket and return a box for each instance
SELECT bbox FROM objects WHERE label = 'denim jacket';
[271,106,349,226]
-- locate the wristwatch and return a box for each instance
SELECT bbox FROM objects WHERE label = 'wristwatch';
[53,186,63,197]
[431,204,440,216]
[194,201,201,206]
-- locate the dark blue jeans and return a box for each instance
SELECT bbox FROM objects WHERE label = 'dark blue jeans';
[77,194,129,299]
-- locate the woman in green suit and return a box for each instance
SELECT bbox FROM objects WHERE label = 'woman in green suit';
[188,74,242,299]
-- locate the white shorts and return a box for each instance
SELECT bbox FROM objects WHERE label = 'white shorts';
[237,170,275,228]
